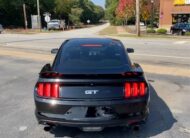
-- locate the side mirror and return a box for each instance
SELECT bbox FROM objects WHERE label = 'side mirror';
[126,48,134,53]
[51,48,59,54]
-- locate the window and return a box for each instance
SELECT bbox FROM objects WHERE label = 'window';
[53,40,130,73]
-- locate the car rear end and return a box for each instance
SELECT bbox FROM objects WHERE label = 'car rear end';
[47,20,60,30]
[34,38,150,130]
[34,74,149,129]
[0,24,3,34]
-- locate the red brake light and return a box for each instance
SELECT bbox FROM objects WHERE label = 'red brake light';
[125,83,131,98]
[139,82,145,96]
[132,83,138,97]
[37,83,44,96]
[124,82,146,98]
[51,83,59,98]
[36,83,60,98]
[44,83,51,97]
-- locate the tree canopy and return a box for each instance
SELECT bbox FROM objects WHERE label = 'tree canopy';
[0,0,105,28]
[105,0,159,26]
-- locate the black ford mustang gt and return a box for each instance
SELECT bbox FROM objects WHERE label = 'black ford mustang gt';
[34,38,150,131]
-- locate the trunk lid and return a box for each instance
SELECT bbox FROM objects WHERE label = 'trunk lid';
[39,73,144,100]
[59,82,124,99]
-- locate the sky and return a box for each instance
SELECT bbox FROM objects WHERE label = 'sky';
[91,0,105,8]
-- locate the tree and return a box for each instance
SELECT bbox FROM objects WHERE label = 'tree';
[0,0,105,28]
[0,0,54,27]
[55,0,104,25]
[140,2,151,26]
[69,8,83,26]
[105,0,119,25]
[105,0,159,26]
[115,0,135,25]
[54,0,73,23]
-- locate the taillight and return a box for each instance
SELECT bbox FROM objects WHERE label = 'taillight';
[124,83,131,98]
[51,83,59,98]
[124,82,147,98]
[44,83,51,97]
[37,83,60,98]
[139,82,145,96]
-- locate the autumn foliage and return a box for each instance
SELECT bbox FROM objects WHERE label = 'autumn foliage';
[106,0,159,25]
[116,0,152,22]
[116,0,135,19]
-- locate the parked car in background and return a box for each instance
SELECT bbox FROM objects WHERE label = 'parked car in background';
[47,20,64,30]
[140,22,145,26]
[0,24,3,34]
[170,23,190,35]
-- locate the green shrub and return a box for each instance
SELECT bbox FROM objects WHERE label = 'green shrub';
[147,24,153,28]
[185,32,190,36]
[156,28,167,34]
[147,28,156,33]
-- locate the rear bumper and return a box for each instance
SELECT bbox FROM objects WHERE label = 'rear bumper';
[35,96,149,128]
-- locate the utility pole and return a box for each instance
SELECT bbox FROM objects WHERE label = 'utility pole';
[151,0,154,29]
[136,0,140,36]
[23,4,27,29]
[37,0,41,30]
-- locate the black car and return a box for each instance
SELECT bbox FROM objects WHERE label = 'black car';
[170,23,190,35]
[34,38,150,132]
[0,24,3,34]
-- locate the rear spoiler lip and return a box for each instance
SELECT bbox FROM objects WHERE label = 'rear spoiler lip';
[39,71,144,79]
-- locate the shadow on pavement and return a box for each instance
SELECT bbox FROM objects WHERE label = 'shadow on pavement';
[49,84,176,138]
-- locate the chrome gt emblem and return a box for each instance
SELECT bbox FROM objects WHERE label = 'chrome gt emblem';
[85,90,99,95]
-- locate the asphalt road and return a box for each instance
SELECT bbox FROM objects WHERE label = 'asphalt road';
[0,23,190,138]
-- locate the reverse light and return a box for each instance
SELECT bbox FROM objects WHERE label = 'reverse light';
[124,82,147,98]
[37,83,60,98]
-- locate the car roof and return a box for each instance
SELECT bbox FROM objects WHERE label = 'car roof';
[65,38,121,46]
[50,19,60,21]
[176,23,189,25]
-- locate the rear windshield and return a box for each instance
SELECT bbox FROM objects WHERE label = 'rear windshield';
[53,40,130,74]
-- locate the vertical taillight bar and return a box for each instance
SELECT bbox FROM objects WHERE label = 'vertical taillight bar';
[139,82,145,96]
[132,83,138,97]
[124,82,146,98]
[44,83,51,97]
[125,83,131,98]
[51,83,59,98]
[37,83,44,96]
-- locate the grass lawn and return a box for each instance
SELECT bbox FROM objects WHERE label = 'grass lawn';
[98,25,190,40]
[99,26,118,35]
[115,33,190,39]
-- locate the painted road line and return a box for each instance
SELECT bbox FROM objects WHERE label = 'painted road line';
[140,64,190,77]
[174,41,187,45]
[0,48,54,61]
[0,48,190,77]
[133,53,190,60]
